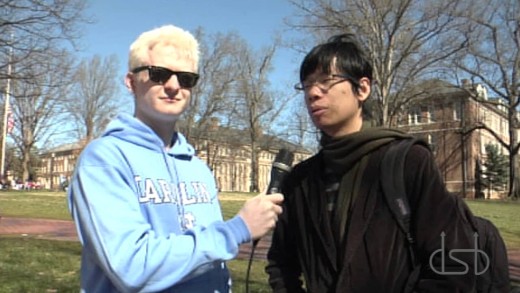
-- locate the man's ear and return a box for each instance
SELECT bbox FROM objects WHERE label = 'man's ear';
[357,77,371,102]
[124,73,135,94]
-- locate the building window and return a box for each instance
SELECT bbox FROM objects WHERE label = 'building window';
[427,134,437,153]
[409,105,434,124]
[409,107,421,125]
[428,105,436,123]
[453,101,462,121]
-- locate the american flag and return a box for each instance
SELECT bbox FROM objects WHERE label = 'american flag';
[7,106,14,134]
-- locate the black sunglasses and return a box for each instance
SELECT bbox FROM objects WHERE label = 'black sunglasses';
[132,66,200,88]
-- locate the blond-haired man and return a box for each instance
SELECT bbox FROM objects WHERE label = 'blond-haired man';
[68,24,283,292]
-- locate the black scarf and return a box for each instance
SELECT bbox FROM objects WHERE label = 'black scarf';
[320,127,411,175]
[319,127,412,264]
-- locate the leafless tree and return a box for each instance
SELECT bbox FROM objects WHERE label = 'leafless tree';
[9,50,74,181]
[65,54,121,145]
[177,30,297,192]
[286,0,469,126]
[0,0,88,81]
[180,30,244,171]
[230,38,289,192]
[452,0,520,198]
[285,96,320,151]
[0,0,88,181]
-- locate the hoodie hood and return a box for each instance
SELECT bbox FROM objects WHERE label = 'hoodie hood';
[102,113,195,157]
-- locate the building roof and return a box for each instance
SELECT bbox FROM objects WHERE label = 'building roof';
[407,79,468,99]
[184,125,312,154]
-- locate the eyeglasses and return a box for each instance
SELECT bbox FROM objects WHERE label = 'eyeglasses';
[132,66,200,88]
[294,74,357,92]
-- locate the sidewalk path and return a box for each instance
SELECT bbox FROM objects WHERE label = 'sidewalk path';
[0,217,270,260]
[0,217,78,241]
[0,216,519,282]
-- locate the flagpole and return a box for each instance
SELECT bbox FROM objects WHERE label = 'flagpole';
[1,45,13,180]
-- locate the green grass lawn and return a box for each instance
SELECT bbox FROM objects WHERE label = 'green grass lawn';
[0,190,518,292]
[465,199,520,250]
[0,237,271,293]
[0,190,71,220]
[0,191,272,292]
[0,237,81,293]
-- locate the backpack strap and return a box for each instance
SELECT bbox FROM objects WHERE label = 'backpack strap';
[380,138,421,267]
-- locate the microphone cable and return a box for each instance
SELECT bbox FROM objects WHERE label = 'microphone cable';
[245,239,258,293]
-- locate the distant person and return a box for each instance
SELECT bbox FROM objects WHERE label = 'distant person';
[68,24,283,292]
[266,33,477,292]
[59,175,68,191]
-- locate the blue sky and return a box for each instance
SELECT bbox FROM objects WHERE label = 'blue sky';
[79,0,304,101]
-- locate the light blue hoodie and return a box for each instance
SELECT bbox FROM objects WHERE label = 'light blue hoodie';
[68,113,251,292]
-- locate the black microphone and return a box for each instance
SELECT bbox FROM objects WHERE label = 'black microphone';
[266,148,294,194]
[252,148,294,249]
[246,149,295,293]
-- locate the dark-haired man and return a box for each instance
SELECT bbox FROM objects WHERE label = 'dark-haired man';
[266,34,476,293]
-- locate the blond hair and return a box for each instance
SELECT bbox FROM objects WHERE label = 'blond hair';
[128,24,199,71]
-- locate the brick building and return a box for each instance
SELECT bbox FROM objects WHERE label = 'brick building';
[38,141,84,190]
[395,79,512,199]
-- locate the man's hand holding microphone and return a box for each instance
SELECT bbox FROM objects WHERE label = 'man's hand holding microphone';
[238,149,294,240]
[238,193,284,240]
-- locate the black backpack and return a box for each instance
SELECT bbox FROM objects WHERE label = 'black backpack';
[380,138,511,293]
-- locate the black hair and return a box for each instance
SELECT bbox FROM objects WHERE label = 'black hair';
[299,33,373,94]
